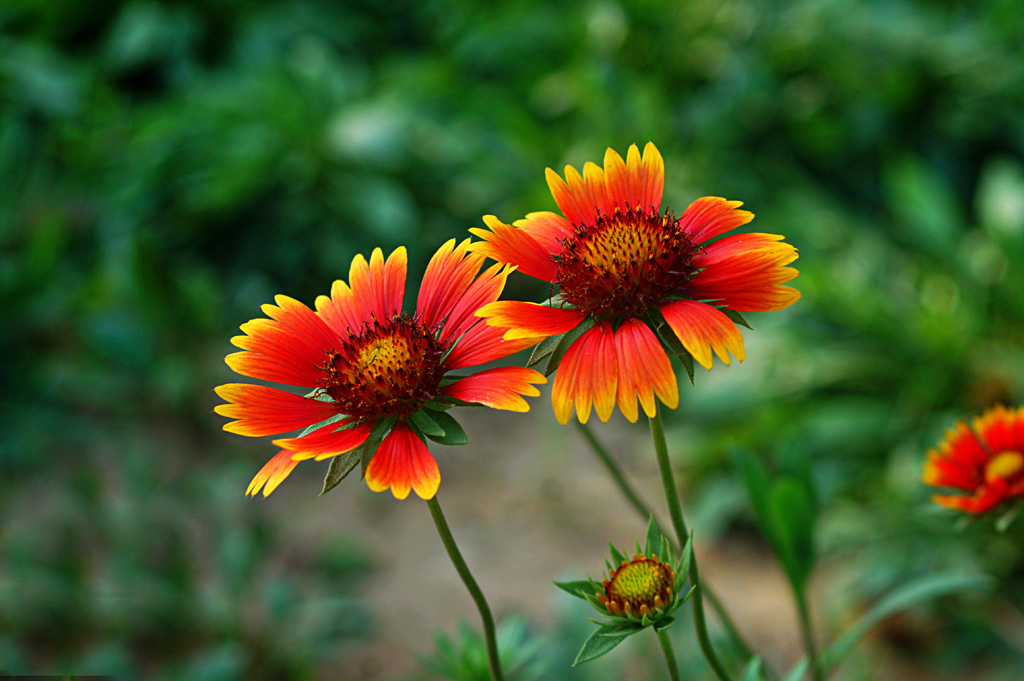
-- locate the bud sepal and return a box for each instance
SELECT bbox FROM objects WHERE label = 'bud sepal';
[553,518,694,666]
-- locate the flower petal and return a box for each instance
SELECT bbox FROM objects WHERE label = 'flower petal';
[441,319,541,371]
[365,422,440,500]
[514,211,574,254]
[438,262,513,348]
[611,318,678,421]
[469,216,560,281]
[442,366,546,412]
[475,301,584,340]
[676,197,754,244]
[273,420,374,462]
[659,300,745,370]
[550,320,675,424]
[226,296,339,386]
[214,384,340,437]
[416,239,487,329]
[247,450,300,497]
[690,233,800,312]
[347,247,407,322]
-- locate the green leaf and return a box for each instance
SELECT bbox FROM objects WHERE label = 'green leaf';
[545,317,595,376]
[408,409,446,438]
[541,292,569,307]
[822,572,992,671]
[319,448,362,495]
[422,410,470,446]
[608,543,626,567]
[781,659,809,681]
[769,478,816,590]
[553,580,597,600]
[644,516,663,558]
[741,656,764,681]
[722,308,753,330]
[297,412,349,439]
[679,533,694,582]
[595,622,643,637]
[359,416,397,476]
[995,502,1022,533]
[572,625,636,666]
[526,333,563,367]
[678,351,695,386]
[732,448,784,555]
[652,616,675,633]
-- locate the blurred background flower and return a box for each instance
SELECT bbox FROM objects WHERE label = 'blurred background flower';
[2,0,1024,679]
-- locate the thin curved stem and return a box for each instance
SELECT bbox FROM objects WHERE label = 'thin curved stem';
[656,627,683,681]
[650,404,735,681]
[575,420,760,665]
[427,495,504,681]
[796,589,824,681]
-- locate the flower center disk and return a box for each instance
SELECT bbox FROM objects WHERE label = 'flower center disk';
[604,555,674,615]
[555,207,699,319]
[319,315,446,418]
[985,450,1024,485]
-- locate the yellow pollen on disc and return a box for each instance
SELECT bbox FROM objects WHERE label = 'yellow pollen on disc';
[604,556,674,615]
[358,336,412,373]
[985,450,1024,484]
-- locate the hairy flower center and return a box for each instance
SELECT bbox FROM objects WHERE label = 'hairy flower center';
[319,315,446,418]
[602,556,674,616]
[555,207,699,319]
[985,450,1024,485]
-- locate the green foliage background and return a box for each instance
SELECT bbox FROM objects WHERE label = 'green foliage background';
[2,0,1024,678]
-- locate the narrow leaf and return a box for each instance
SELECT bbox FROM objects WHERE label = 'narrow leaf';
[823,572,992,670]
[741,657,764,681]
[572,628,632,666]
[732,448,782,551]
[408,409,446,438]
[722,308,753,330]
[422,410,470,446]
[652,616,675,632]
[526,333,563,367]
[769,478,816,590]
[608,543,626,567]
[678,351,695,385]
[781,659,809,681]
[553,580,597,600]
[595,622,643,637]
[319,449,361,495]
[545,317,595,376]
[359,416,396,476]
[645,516,663,557]
[297,412,349,439]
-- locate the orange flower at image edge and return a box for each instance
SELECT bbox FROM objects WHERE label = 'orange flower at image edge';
[924,405,1024,514]
[470,142,800,424]
[215,241,545,500]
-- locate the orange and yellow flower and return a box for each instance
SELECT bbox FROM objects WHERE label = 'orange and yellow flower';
[215,240,545,500]
[470,142,800,424]
[923,405,1024,514]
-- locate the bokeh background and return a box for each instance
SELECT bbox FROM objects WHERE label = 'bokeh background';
[3,0,1024,679]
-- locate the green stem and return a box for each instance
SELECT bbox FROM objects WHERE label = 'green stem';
[650,405,735,681]
[576,420,762,668]
[656,627,683,681]
[426,495,504,681]
[795,589,823,681]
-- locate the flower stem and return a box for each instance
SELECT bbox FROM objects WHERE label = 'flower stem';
[795,589,824,681]
[576,420,761,669]
[650,405,735,681]
[656,627,683,681]
[426,495,504,681]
